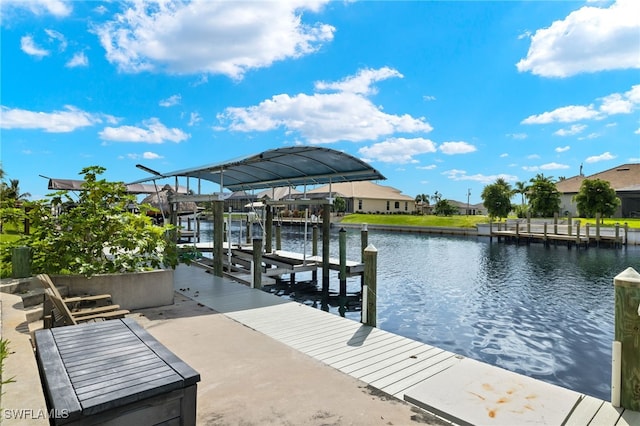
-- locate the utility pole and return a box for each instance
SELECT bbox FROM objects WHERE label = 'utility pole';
[467,188,471,215]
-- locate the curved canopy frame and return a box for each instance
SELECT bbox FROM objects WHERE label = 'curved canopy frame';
[129,146,385,191]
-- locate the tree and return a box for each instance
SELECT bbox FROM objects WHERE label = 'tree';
[333,196,346,215]
[11,166,181,277]
[513,181,529,205]
[433,199,457,216]
[481,178,512,220]
[573,179,620,220]
[415,194,429,214]
[528,174,560,217]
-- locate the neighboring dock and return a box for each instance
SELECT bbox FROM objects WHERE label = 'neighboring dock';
[174,264,639,426]
[489,215,627,248]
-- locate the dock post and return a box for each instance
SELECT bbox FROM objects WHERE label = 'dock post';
[265,206,273,253]
[624,223,628,246]
[339,228,347,317]
[213,201,224,277]
[361,224,368,288]
[312,224,318,282]
[575,220,581,248]
[322,204,331,311]
[615,223,620,248]
[596,213,601,247]
[526,212,531,234]
[554,213,558,234]
[252,238,263,289]
[363,244,378,327]
[613,267,640,410]
[543,223,548,247]
[275,223,282,251]
[489,221,493,242]
[567,213,572,236]
[246,217,251,244]
[515,221,520,244]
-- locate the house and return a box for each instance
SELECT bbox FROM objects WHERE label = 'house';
[555,163,640,217]
[446,200,486,215]
[305,181,416,214]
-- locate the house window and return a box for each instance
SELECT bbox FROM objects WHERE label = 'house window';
[386,201,390,211]
[405,202,408,211]
[394,201,400,209]
[358,199,362,210]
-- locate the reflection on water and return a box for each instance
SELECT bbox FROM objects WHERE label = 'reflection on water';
[200,222,639,400]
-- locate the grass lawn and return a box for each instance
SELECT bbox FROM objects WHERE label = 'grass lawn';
[338,214,640,229]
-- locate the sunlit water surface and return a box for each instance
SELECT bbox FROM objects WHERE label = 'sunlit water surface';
[201,223,639,400]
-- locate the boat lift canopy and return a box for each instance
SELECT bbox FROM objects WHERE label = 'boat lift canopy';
[128,146,385,191]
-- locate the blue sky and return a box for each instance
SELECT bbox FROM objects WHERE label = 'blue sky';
[1,0,639,204]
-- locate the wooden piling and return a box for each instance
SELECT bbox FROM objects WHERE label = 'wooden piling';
[363,244,378,327]
[526,213,531,234]
[554,213,558,234]
[265,206,273,253]
[575,220,581,248]
[567,213,572,236]
[252,238,263,289]
[613,267,640,410]
[213,200,224,277]
[596,213,601,246]
[275,223,282,251]
[245,218,251,244]
[339,228,347,316]
[543,222,548,246]
[615,223,620,248]
[312,224,318,282]
[322,205,331,311]
[361,224,368,287]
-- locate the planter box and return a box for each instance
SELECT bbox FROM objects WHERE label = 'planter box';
[52,269,174,310]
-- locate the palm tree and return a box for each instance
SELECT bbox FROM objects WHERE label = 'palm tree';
[514,181,529,205]
[5,179,31,202]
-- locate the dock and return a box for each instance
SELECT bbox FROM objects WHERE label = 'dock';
[174,264,639,426]
[490,220,626,248]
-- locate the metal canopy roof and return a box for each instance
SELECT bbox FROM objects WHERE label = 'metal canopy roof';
[129,146,386,191]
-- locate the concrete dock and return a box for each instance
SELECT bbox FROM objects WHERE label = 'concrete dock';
[2,265,639,425]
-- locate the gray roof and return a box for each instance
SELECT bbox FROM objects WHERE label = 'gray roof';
[129,146,385,191]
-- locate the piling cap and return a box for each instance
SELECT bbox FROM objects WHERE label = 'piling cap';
[364,243,377,252]
[614,267,640,288]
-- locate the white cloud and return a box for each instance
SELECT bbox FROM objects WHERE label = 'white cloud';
[527,154,541,160]
[159,94,181,107]
[442,169,518,184]
[585,151,617,163]
[500,153,509,158]
[95,1,334,78]
[99,118,190,143]
[599,93,634,115]
[517,0,640,77]
[554,124,587,136]
[522,84,640,126]
[66,52,88,68]
[188,112,202,126]
[0,105,106,132]
[315,67,402,95]
[417,164,437,170]
[539,162,570,170]
[507,133,527,140]
[20,35,49,57]
[218,68,432,143]
[555,146,571,153]
[358,138,437,164]
[522,105,600,124]
[3,0,72,17]
[44,29,67,51]
[423,95,436,101]
[439,141,476,155]
[126,151,164,160]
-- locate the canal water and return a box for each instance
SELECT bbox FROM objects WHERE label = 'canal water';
[201,221,640,401]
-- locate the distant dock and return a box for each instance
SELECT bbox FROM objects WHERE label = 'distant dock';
[488,216,627,249]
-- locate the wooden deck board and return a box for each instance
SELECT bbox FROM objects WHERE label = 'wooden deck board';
[172,265,638,426]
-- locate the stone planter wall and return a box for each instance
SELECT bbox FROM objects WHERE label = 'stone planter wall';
[52,269,174,310]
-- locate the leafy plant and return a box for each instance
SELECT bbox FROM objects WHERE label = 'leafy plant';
[481,178,513,220]
[1,338,16,397]
[10,166,181,277]
[573,179,621,220]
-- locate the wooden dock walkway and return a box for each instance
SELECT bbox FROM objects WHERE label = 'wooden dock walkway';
[173,265,639,425]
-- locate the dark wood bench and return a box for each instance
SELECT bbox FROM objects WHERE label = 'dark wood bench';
[34,318,200,425]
